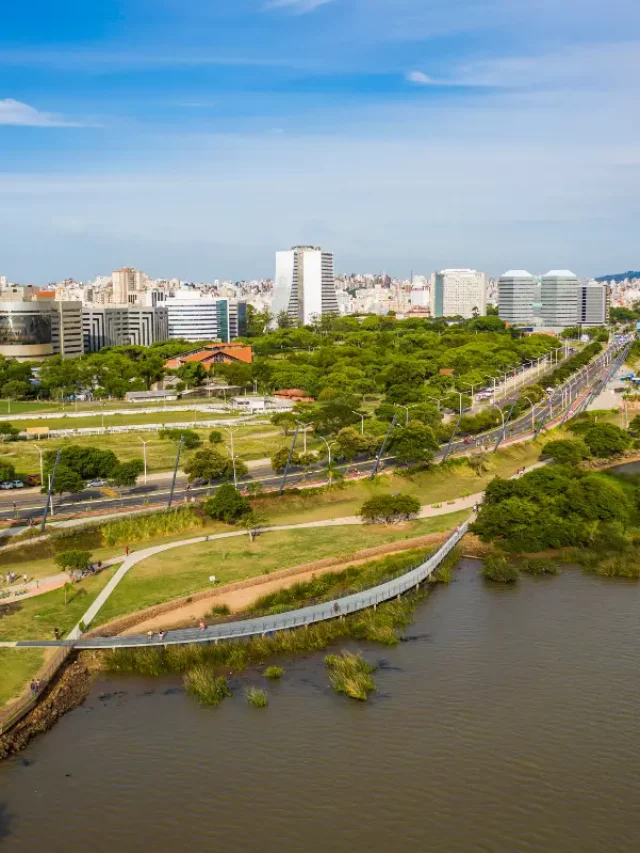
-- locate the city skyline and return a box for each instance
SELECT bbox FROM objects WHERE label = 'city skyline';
[2,0,639,282]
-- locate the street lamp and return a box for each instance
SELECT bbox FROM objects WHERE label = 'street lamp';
[351,410,366,434]
[394,403,410,425]
[295,420,312,453]
[459,380,479,407]
[223,427,239,487]
[317,435,337,466]
[489,404,506,429]
[520,395,537,431]
[138,437,148,484]
[34,443,44,487]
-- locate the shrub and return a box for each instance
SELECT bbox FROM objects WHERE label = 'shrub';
[209,430,223,444]
[579,423,631,458]
[271,446,300,473]
[263,666,284,679]
[159,428,201,449]
[481,555,519,583]
[325,651,376,701]
[359,493,421,523]
[519,558,559,575]
[183,668,232,706]
[204,483,251,523]
[541,438,591,465]
[55,549,92,574]
[245,687,269,707]
[101,506,206,546]
[207,603,230,617]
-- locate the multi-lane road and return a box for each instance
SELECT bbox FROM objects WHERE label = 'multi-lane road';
[0,338,630,528]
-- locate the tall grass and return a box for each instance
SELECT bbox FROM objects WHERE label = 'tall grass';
[245,687,269,707]
[101,506,207,547]
[263,666,284,679]
[430,546,462,584]
[325,651,376,701]
[103,587,429,679]
[481,555,519,584]
[183,667,232,706]
[519,558,560,576]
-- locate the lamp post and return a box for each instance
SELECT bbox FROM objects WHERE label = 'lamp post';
[459,380,479,407]
[452,391,465,416]
[424,394,441,411]
[295,421,312,453]
[521,395,537,431]
[351,410,366,434]
[138,437,148,484]
[34,443,44,487]
[490,404,506,430]
[394,403,410,425]
[318,435,337,467]
[224,427,238,487]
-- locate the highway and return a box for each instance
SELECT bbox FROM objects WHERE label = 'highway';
[0,338,630,528]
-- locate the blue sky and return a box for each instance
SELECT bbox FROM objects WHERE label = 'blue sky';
[1,0,639,283]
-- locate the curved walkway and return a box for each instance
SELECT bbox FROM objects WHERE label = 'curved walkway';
[12,520,470,650]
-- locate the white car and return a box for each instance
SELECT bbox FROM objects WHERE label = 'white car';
[11,480,24,489]
[86,478,108,488]
[0,481,14,490]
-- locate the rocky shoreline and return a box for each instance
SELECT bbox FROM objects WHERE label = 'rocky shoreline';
[0,656,95,761]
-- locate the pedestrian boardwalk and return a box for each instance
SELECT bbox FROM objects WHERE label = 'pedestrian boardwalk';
[14,521,470,650]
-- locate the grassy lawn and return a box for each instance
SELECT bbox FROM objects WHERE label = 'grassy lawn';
[0,566,118,642]
[258,441,543,526]
[0,425,288,477]
[11,408,245,431]
[0,648,46,708]
[93,511,468,626]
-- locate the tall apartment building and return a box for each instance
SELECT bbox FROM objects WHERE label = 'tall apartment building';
[579,282,610,326]
[430,269,487,319]
[498,271,539,326]
[540,270,579,329]
[82,305,169,353]
[272,246,338,326]
[165,291,247,342]
[112,267,148,305]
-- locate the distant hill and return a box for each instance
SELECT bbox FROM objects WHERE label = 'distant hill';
[595,270,640,282]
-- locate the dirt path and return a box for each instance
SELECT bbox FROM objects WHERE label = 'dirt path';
[121,533,448,635]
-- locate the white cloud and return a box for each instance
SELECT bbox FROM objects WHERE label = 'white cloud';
[406,70,437,85]
[0,98,84,127]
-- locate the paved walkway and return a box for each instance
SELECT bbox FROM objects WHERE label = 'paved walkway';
[0,555,124,602]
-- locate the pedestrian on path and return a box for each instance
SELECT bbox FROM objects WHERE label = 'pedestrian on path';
[125,544,130,557]
[199,618,206,631]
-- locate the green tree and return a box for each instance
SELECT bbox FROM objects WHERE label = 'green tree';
[0,423,20,442]
[390,422,438,464]
[581,423,631,458]
[1,379,31,400]
[271,446,300,473]
[208,430,223,444]
[43,465,84,497]
[159,428,201,449]
[0,460,16,480]
[204,483,251,523]
[184,447,229,482]
[241,510,269,542]
[359,493,421,523]
[176,361,206,388]
[44,446,119,480]
[270,412,296,436]
[111,458,145,489]
[541,439,591,465]
[55,550,92,575]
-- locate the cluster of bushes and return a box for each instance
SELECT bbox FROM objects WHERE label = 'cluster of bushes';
[184,446,248,483]
[471,464,635,553]
[359,493,421,523]
[158,428,201,449]
[42,445,145,494]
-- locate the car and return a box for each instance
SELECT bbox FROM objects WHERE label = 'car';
[0,481,14,490]
[11,480,24,489]
[86,478,108,488]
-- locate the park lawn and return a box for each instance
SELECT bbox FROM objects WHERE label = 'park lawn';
[93,511,469,626]
[0,648,46,708]
[0,566,118,642]
[11,408,245,432]
[258,440,544,526]
[0,425,281,478]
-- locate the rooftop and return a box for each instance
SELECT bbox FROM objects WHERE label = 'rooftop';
[501,270,534,278]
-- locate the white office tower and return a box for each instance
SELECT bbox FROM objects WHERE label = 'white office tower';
[579,281,610,326]
[164,290,246,342]
[498,271,538,326]
[112,267,148,305]
[430,269,487,318]
[410,285,430,308]
[540,270,579,329]
[272,246,338,325]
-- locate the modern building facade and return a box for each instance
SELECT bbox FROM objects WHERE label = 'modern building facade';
[578,282,610,326]
[0,297,55,361]
[430,269,487,319]
[540,270,579,329]
[112,267,148,305]
[50,299,84,358]
[272,246,338,326]
[165,291,247,343]
[82,305,169,353]
[498,271,539,326]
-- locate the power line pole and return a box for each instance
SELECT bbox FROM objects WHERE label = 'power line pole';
[167,435,184,509]
[371,414,398,478]
[40,448,61,534]
[279,424,300,495]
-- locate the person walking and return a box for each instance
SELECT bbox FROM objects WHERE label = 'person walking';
[125,544,130,557]
[199,618,206,631]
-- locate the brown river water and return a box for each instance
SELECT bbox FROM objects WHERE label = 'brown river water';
[1,560,640,853]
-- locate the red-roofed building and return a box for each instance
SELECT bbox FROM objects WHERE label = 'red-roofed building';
[273,388,315,403]
[165,342,253,372]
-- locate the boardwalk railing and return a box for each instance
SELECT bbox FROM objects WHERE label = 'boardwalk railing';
[32,520,471,651]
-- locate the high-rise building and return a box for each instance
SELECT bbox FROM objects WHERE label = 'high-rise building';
[498,271,539,326]
[540,270,579,329]
[165,291,247,342]
[272,246,338,325]
[579,282,610,326]
[430,269,487,319]
[50,299,83,358]
[112,267,147,305]
[82,305,169,353]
